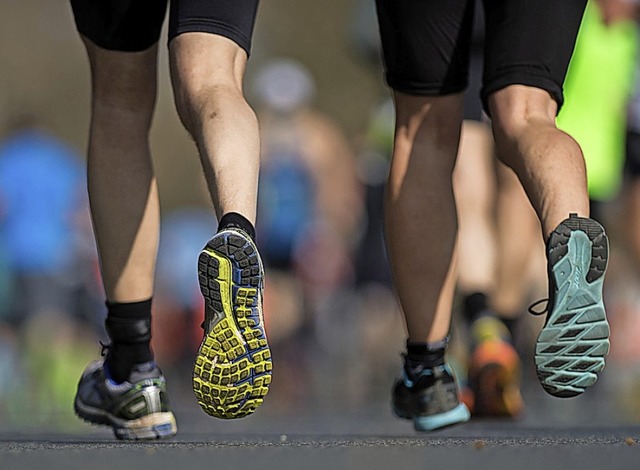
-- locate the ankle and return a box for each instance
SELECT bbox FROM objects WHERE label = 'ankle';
[104,299,154,383]
[405,339,447,371]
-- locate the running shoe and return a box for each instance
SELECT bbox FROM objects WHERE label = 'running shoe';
[74,360,177,440]
[534,214,609,397]
[195,228,272,419]
[468,334,523,418]
[392,363,470,431]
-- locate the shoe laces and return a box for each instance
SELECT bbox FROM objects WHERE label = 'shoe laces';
[528,298,549,316]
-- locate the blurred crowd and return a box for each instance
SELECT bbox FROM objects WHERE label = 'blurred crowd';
[1,0,640,431]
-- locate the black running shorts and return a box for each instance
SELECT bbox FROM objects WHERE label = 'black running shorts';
[375,0,587,111]
[69,0,259,54]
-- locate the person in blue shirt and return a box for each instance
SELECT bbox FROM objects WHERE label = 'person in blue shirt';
[0,119,86,327]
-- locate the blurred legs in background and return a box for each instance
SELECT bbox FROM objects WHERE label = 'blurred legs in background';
[453,120,528,418]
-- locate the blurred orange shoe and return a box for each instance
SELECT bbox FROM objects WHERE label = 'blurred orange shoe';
[467,318,524,418]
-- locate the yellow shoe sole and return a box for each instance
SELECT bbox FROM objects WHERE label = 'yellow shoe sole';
[194,229,272,419]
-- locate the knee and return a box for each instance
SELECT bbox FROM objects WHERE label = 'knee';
[169,35,247,137]
[394,92,464,154]
[488,85,558,141]
[90,62,157,133]
[173,80,243,137]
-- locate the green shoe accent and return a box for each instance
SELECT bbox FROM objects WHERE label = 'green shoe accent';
[74,361,177,440]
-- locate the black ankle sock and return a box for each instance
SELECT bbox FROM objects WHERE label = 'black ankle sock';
[405,339,447,369]
[464,292,491,323]
[218,212,256,241]
[104,299,153,383]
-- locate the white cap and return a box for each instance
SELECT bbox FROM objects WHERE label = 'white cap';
[253,58,316,113]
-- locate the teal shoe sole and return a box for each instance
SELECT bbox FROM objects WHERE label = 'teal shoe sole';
[412,403,471,432]
[536,216,609,398]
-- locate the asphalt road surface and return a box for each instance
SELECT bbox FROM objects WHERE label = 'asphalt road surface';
[3,363,639,470]
[3,404,640,470]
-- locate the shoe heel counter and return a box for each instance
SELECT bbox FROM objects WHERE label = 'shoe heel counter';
[118,381,171,419]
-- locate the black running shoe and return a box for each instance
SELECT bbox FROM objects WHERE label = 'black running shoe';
[534,214,609,397]
[74,361,177,440]
[392,363,470,431]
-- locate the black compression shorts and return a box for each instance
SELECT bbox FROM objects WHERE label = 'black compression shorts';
[375,0,587,112]
[69,0,259,54]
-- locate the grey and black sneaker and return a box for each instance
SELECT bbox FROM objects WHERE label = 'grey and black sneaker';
[195,228,272,419]
[533,213,610,397]
[74,360,177,440]
[392,363,470,431]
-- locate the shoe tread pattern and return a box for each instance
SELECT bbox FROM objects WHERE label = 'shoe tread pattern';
[536,216,609,398]
[195,230,272,419]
